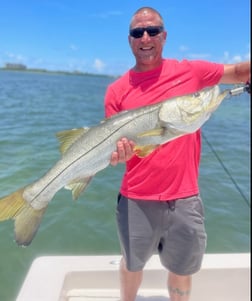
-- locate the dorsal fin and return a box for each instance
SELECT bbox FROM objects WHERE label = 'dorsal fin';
[56,127,89,154]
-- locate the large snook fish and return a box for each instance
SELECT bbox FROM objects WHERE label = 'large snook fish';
[0,85,231,246]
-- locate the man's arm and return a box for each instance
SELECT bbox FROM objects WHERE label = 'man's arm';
[110,61,251,166]
[220,61,250,84]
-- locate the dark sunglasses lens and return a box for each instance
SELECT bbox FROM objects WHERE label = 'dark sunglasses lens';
[130,26,163,38]
[147,27,161,36]
[130,28,144,38]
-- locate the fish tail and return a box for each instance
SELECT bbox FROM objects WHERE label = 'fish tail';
[0,188,47,246]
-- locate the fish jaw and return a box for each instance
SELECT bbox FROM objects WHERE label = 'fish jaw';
[158,85,227,133]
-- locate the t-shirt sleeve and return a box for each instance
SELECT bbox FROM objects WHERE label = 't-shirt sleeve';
[189,60,224,87]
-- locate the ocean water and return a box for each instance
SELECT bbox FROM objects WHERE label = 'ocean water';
[0,70,250,301]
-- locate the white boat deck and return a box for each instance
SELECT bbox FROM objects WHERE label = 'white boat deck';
[16,253,250,301]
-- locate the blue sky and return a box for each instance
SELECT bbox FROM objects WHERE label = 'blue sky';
[0,0,250,75]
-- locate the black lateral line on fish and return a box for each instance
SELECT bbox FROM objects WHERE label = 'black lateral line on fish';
[29,105,160,206]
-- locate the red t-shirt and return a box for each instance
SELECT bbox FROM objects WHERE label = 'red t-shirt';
[105,59,224,201]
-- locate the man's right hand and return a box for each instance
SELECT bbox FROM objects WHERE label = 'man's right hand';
[110,138,135,166]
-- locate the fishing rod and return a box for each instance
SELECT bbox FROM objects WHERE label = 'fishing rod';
[202,133,250,207]
[203,81,251,207]
[229,81,251,96]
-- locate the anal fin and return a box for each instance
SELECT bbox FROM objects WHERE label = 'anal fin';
[65,176,93,201]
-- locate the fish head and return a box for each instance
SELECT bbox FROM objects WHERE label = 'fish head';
[158,85,226,132]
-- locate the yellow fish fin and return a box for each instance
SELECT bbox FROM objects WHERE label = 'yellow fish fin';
[137,127,165,138]
[134,144,159,158]
[0,188,47,246]
[65,176,93,201]
[56,127,89,154]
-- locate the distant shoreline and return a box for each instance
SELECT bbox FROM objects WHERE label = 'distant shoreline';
[0,67,118,78]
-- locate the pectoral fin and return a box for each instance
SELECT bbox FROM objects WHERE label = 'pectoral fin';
[134,144,159,158]
[137,127,165,138]
[65,176,93,200]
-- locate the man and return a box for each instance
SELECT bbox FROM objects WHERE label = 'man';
[104,7,250,301]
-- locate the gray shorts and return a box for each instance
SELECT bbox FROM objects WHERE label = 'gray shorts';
[116,194,207,275]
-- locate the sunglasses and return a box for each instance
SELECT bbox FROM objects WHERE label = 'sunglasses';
[129,26,164,39]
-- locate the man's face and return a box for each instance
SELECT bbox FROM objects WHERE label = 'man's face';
[129,9,167,71]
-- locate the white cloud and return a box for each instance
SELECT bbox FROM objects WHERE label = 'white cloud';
[69,44,79,51]
[5,52,27,63]
[221,51,250,63]
[66,58,87,71]
[93,58,106,73]
[179,45,189,52]
[90,10,123,19]
[232,55,243,62]
[223,51,230,61]
[245,51,250,60]
[187,53,211,60]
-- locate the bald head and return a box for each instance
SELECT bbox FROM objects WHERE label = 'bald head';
[129,7,164,29]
